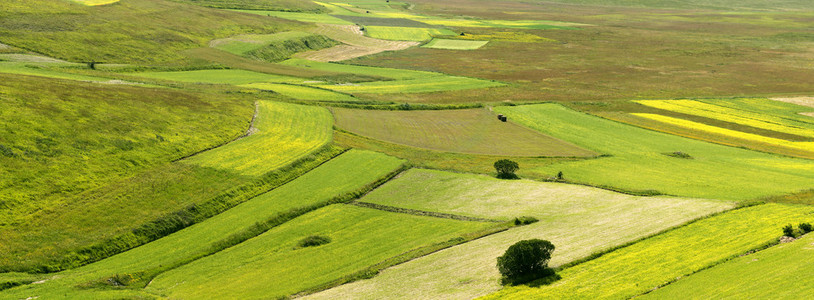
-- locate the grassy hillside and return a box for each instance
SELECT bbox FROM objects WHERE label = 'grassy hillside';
[644,233,814,299]
[0,150,406,298]
[183,101,333,176]
[304,168,731,300]
[530,0,814,11]
[495,104,814,200]
[146,204,496,299]
[483,203,814,299]
[0,0,302,64]
[332,107,596,157]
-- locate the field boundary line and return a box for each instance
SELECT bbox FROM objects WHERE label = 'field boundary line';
[171,101,260,163]
[554,202,759,272]
[130,162,412,289]
[349,201,503,223]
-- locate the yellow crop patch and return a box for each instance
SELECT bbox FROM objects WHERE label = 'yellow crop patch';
[71,0,119,6]
[632,113,814,153]
[634,100,814,138]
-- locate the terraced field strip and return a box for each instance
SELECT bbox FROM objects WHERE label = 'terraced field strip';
[145,204,497,299]
[131,69,304,85]
[314,75,503,94]
[0,150,406,299]
[364,26,456,41]
[279,58,433,79]
[304,168,732,300]
[422,39,489,50]
[632,113,814,154]
[634,99,814,138]
[0,62,117,82]
[182,101,333,176]
[240,83,358,102]
[232,10,354,25]
[209,31,315,56]
[644,233,814,299]
[297,24,419,62]
[482,203,814,300]
[495,104,814,200]
[332,107,597,157]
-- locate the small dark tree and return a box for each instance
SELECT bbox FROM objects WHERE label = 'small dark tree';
[297,235,331,248]
[783,224,795,237]
[494,159,519,179]
[497,239,555,284]
[799,223,813,234]
[556,171,563,180]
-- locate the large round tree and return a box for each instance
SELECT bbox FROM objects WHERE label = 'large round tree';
[497,239,555,284]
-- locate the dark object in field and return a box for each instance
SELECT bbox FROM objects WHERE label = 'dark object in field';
[799,222,813,233]
[497,114,507,122]
[298,235,331,248]
[663,151,692,159]
[556,171,563,180]
[497,239,556,285]
[87,62,96,70]
[494,159,519,179]
[460,32,466,36]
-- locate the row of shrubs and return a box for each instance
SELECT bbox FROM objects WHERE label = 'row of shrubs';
[11,146,345,274]
[783,222,813,238]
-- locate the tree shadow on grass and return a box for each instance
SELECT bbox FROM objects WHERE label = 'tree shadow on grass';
[501,268,561,287]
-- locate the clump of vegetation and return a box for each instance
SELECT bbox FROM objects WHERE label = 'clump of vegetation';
[497,239,556,285]
[799,222,812,234]
[783,224,795,237]
[513,216,539,226]
[663,151,693,159]
[494,159,519,179]
[297,235,332,248]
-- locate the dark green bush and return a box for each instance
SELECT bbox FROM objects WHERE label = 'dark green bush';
[497,239,555,285]
[663,151,693,159]
[514,216,539,226]
[494,159,519,179]
[799,222,813,233]
[783,224,795,237]
[298,235,331,248]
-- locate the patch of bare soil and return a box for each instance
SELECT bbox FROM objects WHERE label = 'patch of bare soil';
[295,24,418,62]
[771,97,814,108]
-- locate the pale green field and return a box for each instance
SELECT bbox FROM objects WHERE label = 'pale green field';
[332,107,596,156]
[304,168,732,300]
[279,58,436,80]
[496,104,814,200]
[0,150,406,299]
[146,204,496,299]
[132,69,304,85]
[364,26,456,41]
[314,75,503,94]
[211,31,315,56]
[232,10,354,25]
[183,101,333,176]
[422,39,489,50]
[644,233,814,299]
[240,82,358,102]
[483,203,814,300]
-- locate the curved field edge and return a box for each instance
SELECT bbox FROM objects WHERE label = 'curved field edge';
[303,168,732,300]
[0,150,408,298]
[494,103,814,200]
[480,203,814,300]
[331,107,597,157]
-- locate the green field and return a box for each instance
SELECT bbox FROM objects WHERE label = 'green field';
[482,203,814,299]
[0,150,406,298]
[0,0,300,64]
[644,233,814,299]
[314,74,503,93]
[146,204,495,299]
[0,62,119,82]
[495,104,814,200]
[70,0,119,6]
[332,107,596,157]
[422,39,489,50]
[235,10,354,25]
[279,58,436,80]
[240,83,359,102]
[210,31,338,62]
[183,101,333,176]
[0,73,261,272]
[177,0,326,12]
[132,69,304,85]
[304,168,732,300]
[364,26,456,41]
[211,31,316,55]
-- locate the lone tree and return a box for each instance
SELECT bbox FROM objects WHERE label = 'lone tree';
[494,159,519,179]
[497,239,555,284]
